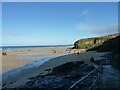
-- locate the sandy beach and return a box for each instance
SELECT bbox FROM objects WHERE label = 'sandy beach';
[2,46,73,72]
[2,47,108,88]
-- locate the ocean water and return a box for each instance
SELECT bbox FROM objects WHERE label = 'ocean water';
[1,45,73,49]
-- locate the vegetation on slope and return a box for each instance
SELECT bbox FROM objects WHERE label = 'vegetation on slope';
[74,33,120,50]
[74,33,120,70]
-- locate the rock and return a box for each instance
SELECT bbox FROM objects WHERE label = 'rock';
[77,52,80,55]
[81,65,95,71]
[51,61,84,75]
[23,63,96,89]
[64,74,83,80]
[73,61,85,66]
[88,34,120,52]
[44,68,51,72]
[90,57,95,62]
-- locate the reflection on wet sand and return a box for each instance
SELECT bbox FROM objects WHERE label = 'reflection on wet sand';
[2,47,71,72]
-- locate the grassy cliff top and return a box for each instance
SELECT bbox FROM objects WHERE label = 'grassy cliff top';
[74,33,120,49]
[77,33,120,41]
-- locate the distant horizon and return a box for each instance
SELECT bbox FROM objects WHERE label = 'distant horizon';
[2,2,118,46]
[1,44,73,47]
[2,33,119,47]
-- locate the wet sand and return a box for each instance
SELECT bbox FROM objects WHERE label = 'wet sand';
[2,47,73,72]
[2,50,108,88]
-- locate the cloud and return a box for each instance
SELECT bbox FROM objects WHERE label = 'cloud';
[75,22,118,35]
[81,10,89,15]
[76,23,91,31]
[91,23,118,35]
[75,22,95,31]
[5,30,25,36]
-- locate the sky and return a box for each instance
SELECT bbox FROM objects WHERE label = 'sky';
[2,2,118,46]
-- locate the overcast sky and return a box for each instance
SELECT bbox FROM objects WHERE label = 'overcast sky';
[2,2,118,46]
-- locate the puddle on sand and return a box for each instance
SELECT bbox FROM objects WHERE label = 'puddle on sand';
[17,53,61,60]
[17,53,50,56]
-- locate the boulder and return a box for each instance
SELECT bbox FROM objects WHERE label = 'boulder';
[90,57,95,62]
[51,61,84,75]
[81,65,95,71]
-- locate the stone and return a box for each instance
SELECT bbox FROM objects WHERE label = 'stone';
[51,61,85,75]
[90,57,95,62]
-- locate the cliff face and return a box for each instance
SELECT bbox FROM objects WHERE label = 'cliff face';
[74,33,120,50]
[74,33,120,70]
[88,35,120,70]
[105,36,120,70]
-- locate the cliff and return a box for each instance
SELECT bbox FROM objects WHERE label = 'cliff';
[74,33,120,50]
[74,33,120,70]
[88,35,120,70]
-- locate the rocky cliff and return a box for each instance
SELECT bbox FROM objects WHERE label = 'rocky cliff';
[88,35,120,70]
[74,33,120,70]
[74,33,120,50]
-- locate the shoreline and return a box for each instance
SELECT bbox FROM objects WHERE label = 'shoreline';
[2,50,108,88]
[2,45,73,51]
[2,54,64,81]
[2,46,72,72]
[2,53,66,74]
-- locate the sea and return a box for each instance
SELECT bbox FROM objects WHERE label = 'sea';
[1,45,73,81]
[1,45,73,49]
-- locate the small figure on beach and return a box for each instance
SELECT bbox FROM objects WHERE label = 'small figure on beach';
[28,49,31,51]
[2,52,7,55]
[54,50,56,53]
[69,50,71,53]
[77,52,80,55]
[53,50,56,53]
[90,57,95,62]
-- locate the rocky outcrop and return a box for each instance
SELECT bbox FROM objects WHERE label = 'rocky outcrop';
[23,61,95,89]
[51,61,85,75]
[74,33,120,70]
[87,35,120,52]
[74,33,120,49]
[87,35,120,70]
[108,36,120,70]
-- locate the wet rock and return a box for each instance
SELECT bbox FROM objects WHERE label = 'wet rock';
[64,74,83,80]
[90,57,95,62]
[94,59,111,65]
[81,65,95,71]
[45,68,51,72]
[51,61,84,75]
[77,52,80,55]
[24,62,96,89]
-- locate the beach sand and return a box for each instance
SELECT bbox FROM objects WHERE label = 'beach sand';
[2,47,72,72]
[2,48,108,88]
